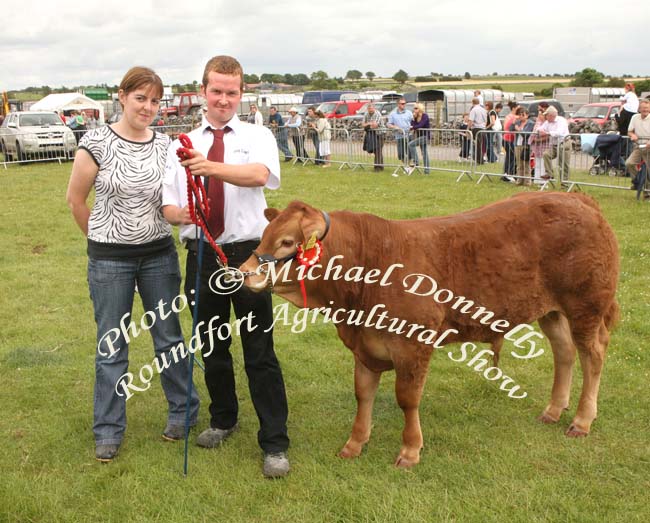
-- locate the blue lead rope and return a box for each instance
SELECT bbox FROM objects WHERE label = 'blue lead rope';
[183,228,206,476]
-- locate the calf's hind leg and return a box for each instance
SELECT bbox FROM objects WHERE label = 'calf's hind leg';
[567,319,610,437]
[339,356,381,459]
[393,353,431,468]
[537,312,575,424]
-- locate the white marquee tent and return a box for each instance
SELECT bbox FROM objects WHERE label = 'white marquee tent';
[30,93,105,124]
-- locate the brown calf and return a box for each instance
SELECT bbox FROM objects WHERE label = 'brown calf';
[240,192,619,467]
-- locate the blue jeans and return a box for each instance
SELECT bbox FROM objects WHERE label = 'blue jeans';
[275,128,292,159]
[485,131,498,162]
[408,135,430,173]
[88,248,200,445]
[396,136,409,162]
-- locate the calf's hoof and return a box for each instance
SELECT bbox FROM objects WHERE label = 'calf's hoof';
[537,412,560,424]
[538,404,568,424]
[394,455,419,468]
[565,424,589,438]
[338,440,365,459]
[394,448,421,468]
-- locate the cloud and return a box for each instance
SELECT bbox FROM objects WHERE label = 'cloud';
[2,0,648,91]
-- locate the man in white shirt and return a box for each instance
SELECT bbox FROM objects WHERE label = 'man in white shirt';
[162,55,290,478]
[539,106,571,182]
[624,99,650,186]
[468,97,488,165]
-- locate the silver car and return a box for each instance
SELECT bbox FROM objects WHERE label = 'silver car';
[0,111,77,162]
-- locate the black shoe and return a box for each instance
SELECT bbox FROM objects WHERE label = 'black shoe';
[95,444,120,463]
[284,157,293,162]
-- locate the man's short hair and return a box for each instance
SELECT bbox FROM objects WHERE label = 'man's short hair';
[543,106,558,116]
[202,55,244,90]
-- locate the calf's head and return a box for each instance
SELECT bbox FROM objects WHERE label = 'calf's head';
[240,201,329,294]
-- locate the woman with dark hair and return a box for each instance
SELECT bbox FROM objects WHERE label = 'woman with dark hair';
[618,83,639,136]
[66,66,200,463]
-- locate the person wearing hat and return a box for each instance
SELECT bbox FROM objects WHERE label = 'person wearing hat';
[538,105,571,182]
[286,106,308,162]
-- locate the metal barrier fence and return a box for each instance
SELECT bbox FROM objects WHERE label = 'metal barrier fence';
[3,122,646,199]
[468,130,640,193]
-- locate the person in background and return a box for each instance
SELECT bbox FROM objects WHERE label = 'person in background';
[286,106,307,162]
[484,101,498,163]
[162,55,290,479]
[512,107,535,186]
[407,103,430,174]
[458,113,473,161]
[315,110,332,167]
[502,101,519,181]
[539,106,571,183]
[529,101,550,182]
[268,106,292,162]
[361,102,385,171]
[387,98,413,176]
[624,99,650,189]
[247,104,263,126]
[305,106,322,165]
[474,90,484,107]
[66,66,200,463]
[492,103,504,157]
[86,112,98,130]
[618,83,639,136]
[468,97,487,165]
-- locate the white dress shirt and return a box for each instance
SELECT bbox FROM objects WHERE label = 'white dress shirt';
[539,117,569,145]
[162,114,280,244]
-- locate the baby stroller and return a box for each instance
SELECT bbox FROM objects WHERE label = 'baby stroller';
[588,133,627,176]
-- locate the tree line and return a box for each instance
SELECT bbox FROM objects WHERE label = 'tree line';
[9,68,648,100]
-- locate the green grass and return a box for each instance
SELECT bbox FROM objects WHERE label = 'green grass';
[1,160,649,523]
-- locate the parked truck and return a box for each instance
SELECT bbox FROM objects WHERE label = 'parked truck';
[161,92,205,118]
[552,87,624,116]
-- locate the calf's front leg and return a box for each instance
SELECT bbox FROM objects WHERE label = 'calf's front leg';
[338,356,381,459]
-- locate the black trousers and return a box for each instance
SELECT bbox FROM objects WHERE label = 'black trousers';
[472,128,485,164]
[185,240,289,453]
[618,108,636,137]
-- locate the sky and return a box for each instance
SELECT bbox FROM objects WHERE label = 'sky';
[2,0,647,91]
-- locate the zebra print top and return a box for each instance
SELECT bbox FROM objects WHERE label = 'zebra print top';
[79,126,172,246]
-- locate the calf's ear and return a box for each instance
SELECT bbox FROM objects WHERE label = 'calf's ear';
[264,208,280,222]
[299,207,326,242]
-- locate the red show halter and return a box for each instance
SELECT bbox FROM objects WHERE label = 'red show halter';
[176,133,228,266]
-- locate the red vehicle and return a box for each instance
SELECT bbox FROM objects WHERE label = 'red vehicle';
[161,92,205,118]
[568,102,620,127]
[316,100,366,118]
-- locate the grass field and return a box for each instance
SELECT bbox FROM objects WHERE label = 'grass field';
[1,160,649,523]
